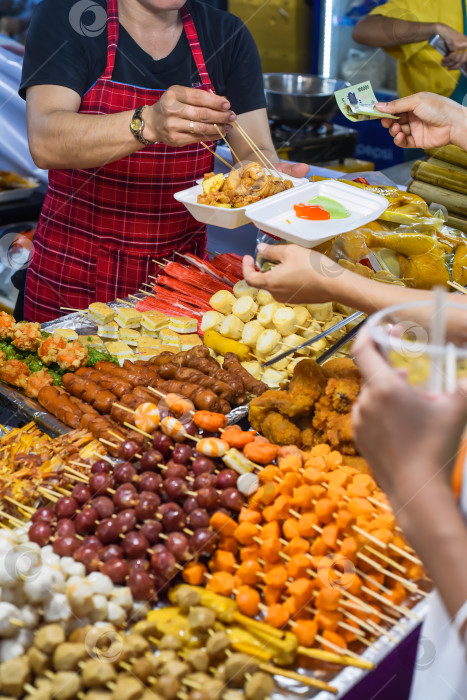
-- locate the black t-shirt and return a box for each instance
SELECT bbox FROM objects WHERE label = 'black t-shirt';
[19,0,266,116]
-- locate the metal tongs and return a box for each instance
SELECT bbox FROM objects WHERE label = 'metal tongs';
[261,311,365,367]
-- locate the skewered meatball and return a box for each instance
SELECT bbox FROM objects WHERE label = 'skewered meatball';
[0,311,15,340]
[244,672,274,700]
[50,670,82,700]
[81,658,117,687]
[51,642,87,672]
[33,624,65,654]
[21,368,54,398]
[0,359,30,387]
[0,655,31,696]
[56,340,89,370]
[187,606,216,631]
[11,322,42,351]
[38,335,67,365]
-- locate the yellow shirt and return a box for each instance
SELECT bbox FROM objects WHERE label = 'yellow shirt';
[370,0,463,97]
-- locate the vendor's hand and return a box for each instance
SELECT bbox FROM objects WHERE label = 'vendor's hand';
[147,85,236,147]
[438,24,467,70]
[352,327,467,509]
[376,92,466,150]
[242,243,340,304]
[274,161,310,179]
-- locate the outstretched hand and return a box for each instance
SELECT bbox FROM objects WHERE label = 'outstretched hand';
[376,92,466,150]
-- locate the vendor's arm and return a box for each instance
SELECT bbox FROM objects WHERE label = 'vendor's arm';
[352,15,439,48]
[353,15,467,70]
[242,243,448,314]
[353,330,467,627]
[227,109,310,179]
[377,92,467,150]
[26,84,234,170]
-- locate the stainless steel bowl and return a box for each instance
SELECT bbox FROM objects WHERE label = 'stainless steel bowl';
[263,73,351,126]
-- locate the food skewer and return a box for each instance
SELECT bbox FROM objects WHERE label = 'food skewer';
[201,141,235,171]
[213,123,242,165]
[231,122,281,179]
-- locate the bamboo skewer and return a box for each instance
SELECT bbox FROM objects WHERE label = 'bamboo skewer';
[213,123,241,164]
[200,142,235,171]
[232,122,282,178]
[448,280,467,294]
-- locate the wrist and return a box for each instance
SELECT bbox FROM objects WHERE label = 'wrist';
[141,105,158,144]
[394,472,452,531]
[449,103,467,150]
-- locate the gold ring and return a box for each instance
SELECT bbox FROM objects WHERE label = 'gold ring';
[189,121,195,134]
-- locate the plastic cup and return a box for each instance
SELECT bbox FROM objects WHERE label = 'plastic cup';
[366,300,467,391]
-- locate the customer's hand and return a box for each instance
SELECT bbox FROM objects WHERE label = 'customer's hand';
[274,161,310,179]
[242,243,342,304]
[376,92,466,150]
[352,327,467,509]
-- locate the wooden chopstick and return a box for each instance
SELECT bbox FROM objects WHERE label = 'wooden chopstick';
[233,122,282,178]
[200,142,235,171]
[213,123,241,164]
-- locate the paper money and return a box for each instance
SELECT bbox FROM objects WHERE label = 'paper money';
[334,81,399,122]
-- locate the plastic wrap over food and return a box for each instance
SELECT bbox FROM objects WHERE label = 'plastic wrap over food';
[328,217,467,290]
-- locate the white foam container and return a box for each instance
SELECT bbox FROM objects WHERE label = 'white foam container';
[244,179,388,247]
[174,174,308,229]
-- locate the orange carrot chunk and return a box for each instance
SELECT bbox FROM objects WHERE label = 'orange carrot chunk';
[260,537,282,564]
[238,507,262,525]
[210,512,237,538]
[264,564,289,589]
[236,560,261,585]
[287,553,311,580]
[206,571,236,597]
[264,603,290,628]
[182,562,207,585]
[211,550,237,574]
[234,521,259,546]
[236,585,261,616]
[294,619,318,647]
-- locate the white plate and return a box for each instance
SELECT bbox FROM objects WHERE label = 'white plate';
[0,181,39,204]
[174,175,308,229]
[244,179,388,247]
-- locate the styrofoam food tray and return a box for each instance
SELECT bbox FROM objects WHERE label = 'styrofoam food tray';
[244,179,388,247]
[174,175,309,229]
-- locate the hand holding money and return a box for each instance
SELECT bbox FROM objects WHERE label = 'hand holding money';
[334,81,399,122]
[376,92,467,150]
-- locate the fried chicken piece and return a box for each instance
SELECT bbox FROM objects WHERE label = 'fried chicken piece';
[261,411,301,446]
[321,358,360,379]
[325,377,360,412]
[300,428,317,450]
[248,389,289,432]
[289,359,326,398]
[324,413,355,454]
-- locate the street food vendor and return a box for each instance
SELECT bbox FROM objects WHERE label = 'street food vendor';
[19,0,307,323]
[353,0,467,102]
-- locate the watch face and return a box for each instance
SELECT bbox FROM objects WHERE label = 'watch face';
[131,117,142,132]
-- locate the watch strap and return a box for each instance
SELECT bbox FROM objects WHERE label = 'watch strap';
[131,106,157,146]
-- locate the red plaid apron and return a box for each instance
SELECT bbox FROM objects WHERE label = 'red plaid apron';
[24,1,214,322]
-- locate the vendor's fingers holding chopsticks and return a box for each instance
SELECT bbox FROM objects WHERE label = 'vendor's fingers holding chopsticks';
[148,84,236,146]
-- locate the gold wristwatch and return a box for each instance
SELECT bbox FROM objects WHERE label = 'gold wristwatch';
[130,106,157,146]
